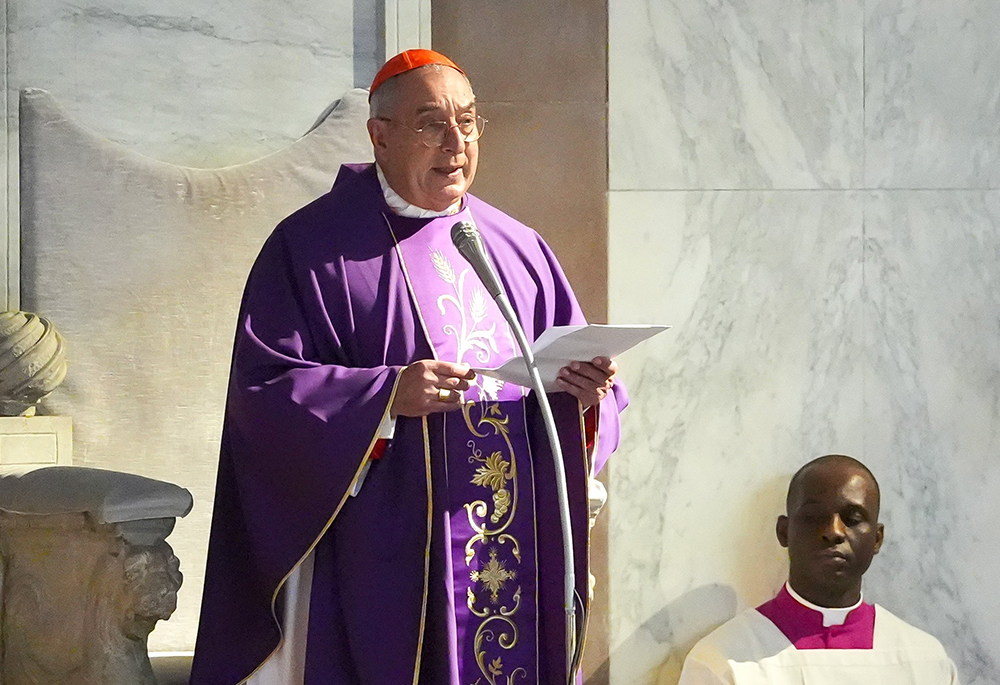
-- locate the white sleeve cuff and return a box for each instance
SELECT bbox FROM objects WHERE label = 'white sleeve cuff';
[377,412,396,439]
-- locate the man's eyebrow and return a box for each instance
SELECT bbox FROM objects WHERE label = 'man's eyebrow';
[414,99,477,116]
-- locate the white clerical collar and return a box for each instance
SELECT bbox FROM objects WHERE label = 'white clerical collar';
[376,164,461,218]
[785,581,863,627]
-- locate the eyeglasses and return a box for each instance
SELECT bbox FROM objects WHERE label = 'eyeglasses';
[378,114,488,148]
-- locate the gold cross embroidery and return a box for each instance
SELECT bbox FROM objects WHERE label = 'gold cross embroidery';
[470,547,516,604]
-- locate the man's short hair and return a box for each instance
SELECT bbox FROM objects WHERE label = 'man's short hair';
[785,454,881,513]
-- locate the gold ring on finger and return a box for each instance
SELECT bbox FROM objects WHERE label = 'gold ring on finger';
[437,388,454,402]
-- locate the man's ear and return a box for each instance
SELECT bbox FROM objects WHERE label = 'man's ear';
[776,515,789,548]
[873,522,885,555]
[367,118,388,151]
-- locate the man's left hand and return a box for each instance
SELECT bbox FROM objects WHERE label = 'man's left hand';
[554,356,617,409]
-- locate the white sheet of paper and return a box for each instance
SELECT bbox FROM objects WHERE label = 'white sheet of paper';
[472,324,670,391]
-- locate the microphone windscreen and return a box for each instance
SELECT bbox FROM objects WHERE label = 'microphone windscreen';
[450,220,479,252]
[450,220,504,299]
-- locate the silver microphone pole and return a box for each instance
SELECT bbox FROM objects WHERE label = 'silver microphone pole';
[451,221,580,682]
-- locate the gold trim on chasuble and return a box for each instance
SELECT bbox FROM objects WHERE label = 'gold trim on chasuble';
[413,416,434,685]
[388,217,533,685]
[573,400,595,677]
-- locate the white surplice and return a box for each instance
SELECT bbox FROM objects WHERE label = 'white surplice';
[678,605,960,685]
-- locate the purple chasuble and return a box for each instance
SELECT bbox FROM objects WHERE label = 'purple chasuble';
[190,164,628,685]
[756,585,876,650]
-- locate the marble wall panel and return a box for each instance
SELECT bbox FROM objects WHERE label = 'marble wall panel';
[604,187,1000,684]
[609,0,1000,682]
[863,190,1000,684]
[609,0,863,191]
[865,1,1000,188]
[9,0,377,167]
[606,189,865,684]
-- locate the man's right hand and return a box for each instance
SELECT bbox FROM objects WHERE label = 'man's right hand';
[390,360,476,417]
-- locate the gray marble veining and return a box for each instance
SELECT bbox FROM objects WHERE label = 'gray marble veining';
[607,189,866,682]
[610,0,864,190]
[605,188,1000,685]
[862,190,1000,684]
[610,0,1000,680]
[865,0,1000,188]
[8,0,372,167]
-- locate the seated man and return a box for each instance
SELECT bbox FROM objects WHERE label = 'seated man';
[679,454,959,684]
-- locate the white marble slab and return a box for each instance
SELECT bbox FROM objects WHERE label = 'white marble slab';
[865,0,1000,189]
[607,189,866,683]
[609,0,864,190]
[605,188,1000,683]
[862,190,1000,685]
[9,0,374,167]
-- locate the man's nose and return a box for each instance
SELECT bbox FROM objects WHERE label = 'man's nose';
[440,122,467,153]
[820,514,847,543]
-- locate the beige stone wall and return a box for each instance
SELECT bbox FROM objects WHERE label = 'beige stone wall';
[432,1,608,325]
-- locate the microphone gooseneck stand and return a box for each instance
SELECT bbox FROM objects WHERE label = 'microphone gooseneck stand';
[451,221,581,683]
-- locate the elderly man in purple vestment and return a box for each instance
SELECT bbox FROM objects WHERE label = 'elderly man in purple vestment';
[679,455,959,685]
[190,49,628,685]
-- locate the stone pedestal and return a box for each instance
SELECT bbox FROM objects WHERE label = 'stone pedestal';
[0,467,193,685]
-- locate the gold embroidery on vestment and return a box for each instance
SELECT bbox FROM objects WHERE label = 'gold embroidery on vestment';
[472,617,528,685]
[470,548,517,604]
[425,246,529,684]
[464,399,527,683]
[462,399,522,566]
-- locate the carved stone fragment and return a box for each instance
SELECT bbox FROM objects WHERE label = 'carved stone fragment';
[0,311,68,417]
[0,467,193,685]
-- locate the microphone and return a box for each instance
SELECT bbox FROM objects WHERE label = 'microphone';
[450,218,582,683]
[450,220,505,300]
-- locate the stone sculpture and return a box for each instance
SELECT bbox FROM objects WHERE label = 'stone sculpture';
[0,310,68,416]
[0,467,193,685]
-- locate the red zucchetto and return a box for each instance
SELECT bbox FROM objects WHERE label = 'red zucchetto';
[369,49,465,99]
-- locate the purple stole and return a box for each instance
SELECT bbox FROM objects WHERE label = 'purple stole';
[387,205,540,684]
[757,585,876,649]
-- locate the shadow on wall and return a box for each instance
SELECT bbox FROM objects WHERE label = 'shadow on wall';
[586,583,738,685]
[586,474,789,685]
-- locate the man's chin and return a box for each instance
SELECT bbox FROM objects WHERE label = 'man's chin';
[427,186,468,210]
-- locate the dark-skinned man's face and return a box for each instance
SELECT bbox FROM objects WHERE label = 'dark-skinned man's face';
[776,461,885,607]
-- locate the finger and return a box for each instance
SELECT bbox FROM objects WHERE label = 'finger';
[562,363,609,387]
[432,360,475,379]
[554,376,604,407]
[559,369,611,401]
[426,386,465,413]
[437,375,472,391]
[590,356,616,375]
